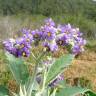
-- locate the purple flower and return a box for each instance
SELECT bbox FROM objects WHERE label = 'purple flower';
[15,38,31,57]
[16,38,31,49]
[3,37,31,57]
[3,39,16,53]
[43,41,58,52]
[57,24,81,38]
[57,24,72,34]
[49,74,64,88]
[3,39,18,57]
[72,38,86,54]
[68,28,82,38]
[72,45,81,54]
[56,34,70,46]
[72,44,84,55]
[3,19,86,57]
[50,42,58,52]
[21,28,30,34]
[42,26,56,40]
[45,18,55,27]
[43,42,51,52]
[76,38,86,45]
[56,24,86,55]
[31,30,43,40]
[21,28,33,43]
[17,47,30,57]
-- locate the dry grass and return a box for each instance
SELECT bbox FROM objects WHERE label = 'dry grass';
[64,51,96,91]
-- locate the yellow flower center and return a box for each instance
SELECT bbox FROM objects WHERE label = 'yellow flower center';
[59,40,63,45]
[22,52,26,57]
[26,39,30,42]
[65,31,69,34]
[47,32,51,37]
[20,44,25,49]
[44,46,50,51]
[24,34,26,37]
[34,34,39,38]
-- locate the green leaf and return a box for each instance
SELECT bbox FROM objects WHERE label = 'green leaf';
[0,85,9,96]
[46,54,74,85]
[28,79,39,91]
[56,86,89,96]
[85,90,96,96]
[5,52,29,85]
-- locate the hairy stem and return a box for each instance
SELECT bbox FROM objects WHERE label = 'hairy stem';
[26,52,45,96]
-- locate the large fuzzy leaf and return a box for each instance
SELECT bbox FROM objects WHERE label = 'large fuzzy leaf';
[85,90,96,96]
[56,86,90,96]
[46,54,74,85]
[0,85,9,96]
[5,52,29,85]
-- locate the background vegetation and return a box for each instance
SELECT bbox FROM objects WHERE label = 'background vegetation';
[0,0,96,39]
[0,0,96,94]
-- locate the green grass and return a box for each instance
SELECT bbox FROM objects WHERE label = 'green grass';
[86,40,96,52]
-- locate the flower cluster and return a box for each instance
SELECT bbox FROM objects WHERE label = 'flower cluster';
[3,18,86,57]
[56,24,86,54]
[3,37,31,57]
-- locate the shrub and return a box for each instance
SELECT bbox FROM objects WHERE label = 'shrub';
[0,18,96,96]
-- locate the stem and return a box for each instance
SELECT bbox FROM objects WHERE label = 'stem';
[27,62,38,96]
[50,88,57,96]
[42,69,47,92]
[26,52,45,96]
[35,66,47,96]
[31,52,37,60]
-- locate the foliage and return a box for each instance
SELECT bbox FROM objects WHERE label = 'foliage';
[5,52,29,85]
[85,40,96,51]
[56,86,89,96]
[0,52,95,96]
[0,85,9,96]
[53,14,96,39]
[0,0,96,21]
[0,0,96,40]
[0,71,11,85]
[46,54,74,85]
[0,18,96,96]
